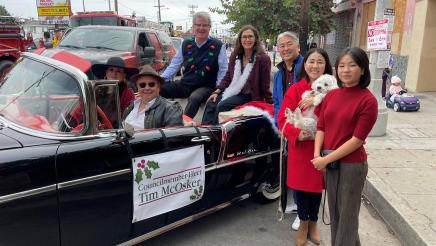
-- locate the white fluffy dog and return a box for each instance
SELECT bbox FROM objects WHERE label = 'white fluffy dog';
[283,74,337,137]
[285,107,316,136]
[302,74,337,106]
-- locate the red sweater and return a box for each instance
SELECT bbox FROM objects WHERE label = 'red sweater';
[317,86,378,163]
[277,78,324,193]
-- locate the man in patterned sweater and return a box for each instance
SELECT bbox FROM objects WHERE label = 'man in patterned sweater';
[160,11,228,119]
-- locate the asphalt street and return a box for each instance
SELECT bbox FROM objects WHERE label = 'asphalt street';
[141,196,400,246]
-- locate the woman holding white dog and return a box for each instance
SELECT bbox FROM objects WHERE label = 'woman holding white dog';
[312,47,378,246]
[277,48,333,246]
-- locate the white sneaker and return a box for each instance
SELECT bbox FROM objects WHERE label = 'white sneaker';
[285,203,298,214]
[291,217,300,231]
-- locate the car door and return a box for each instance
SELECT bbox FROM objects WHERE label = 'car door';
[213,117,279,204]
[0,142,60,246]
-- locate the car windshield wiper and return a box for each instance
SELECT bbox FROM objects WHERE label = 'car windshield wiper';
[59,44,83,49]
[85,46,117,51]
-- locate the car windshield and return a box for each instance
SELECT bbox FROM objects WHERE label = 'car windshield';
[59,28,134,51]
[0,58,84,134]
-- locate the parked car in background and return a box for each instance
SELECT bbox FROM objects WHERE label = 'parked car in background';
[0,53,280,246]
[38,25,176,74]
[171,37,184,51]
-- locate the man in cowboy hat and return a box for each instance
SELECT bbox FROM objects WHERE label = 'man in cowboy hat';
[92,57,138,116]
[123,65,183,130]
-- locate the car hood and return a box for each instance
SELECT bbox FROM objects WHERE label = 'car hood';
[400,95,418,103]
[40,47,137,68]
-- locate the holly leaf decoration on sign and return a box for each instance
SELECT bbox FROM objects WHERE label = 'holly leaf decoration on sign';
[143,167,152,179]
[135,169,143,184]
[147,160,159,170]
[199,185,203,194]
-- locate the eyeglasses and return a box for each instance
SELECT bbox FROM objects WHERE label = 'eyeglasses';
[138,81,157,89]
[241,35,255,40]
[194,23,210,28]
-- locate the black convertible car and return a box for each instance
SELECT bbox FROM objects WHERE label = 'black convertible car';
[0,53,280,246]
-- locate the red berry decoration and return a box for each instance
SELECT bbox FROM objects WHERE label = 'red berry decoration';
[187,44,193,49]
[137,163,141,168]
[141,164,145,168]
[210,45,215,49]
[205,65,210,71]
[191,64,195,69]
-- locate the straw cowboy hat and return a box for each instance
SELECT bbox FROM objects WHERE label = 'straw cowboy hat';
[92,57,139,80]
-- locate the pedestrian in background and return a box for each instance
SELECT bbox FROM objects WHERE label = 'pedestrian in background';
[201,25,271,125]
[52,30,63,47]
[272,31,304,231]
[312,47,378,246]
[278,48,333,246]
[42,31,52,48]
[272,44,278,66]
[382,67,391,98]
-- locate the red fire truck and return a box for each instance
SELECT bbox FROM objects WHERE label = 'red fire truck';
[0,16,33,77]
[69,11,137,27]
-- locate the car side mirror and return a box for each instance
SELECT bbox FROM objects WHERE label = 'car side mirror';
[141,47,155,58]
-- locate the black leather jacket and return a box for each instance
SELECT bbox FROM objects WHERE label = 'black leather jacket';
[123,96,183,129]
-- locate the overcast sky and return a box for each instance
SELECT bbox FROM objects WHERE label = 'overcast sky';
[0,0,230,32]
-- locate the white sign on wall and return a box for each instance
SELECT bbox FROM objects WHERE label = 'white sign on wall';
[132,145,205,222]
[367,19,389,51]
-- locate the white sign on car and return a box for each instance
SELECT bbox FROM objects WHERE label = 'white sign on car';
[132,145,205,222]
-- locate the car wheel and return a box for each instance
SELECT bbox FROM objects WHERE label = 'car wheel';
[393,103,400,112]
[260,182,280,200]
[256,174,280,204]
[0,60,14,77]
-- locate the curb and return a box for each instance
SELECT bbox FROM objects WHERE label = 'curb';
[363,176,428,246]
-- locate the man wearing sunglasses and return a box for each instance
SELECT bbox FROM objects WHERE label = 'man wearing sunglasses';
[123,65,183,130]
[160,11,228,119]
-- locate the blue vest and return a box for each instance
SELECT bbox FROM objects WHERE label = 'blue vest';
[181,37,222,89]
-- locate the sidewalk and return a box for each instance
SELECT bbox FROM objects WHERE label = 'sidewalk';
[364,92,436,246]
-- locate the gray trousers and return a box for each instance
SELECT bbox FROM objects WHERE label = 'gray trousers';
[325,161,368,246]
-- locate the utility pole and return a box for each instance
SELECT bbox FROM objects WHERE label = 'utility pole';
[368,0,389,136]
[114,0,118,13]
[154,0,165,23]
[299,0,310,56]
[108,0,111,11]
[82,0,86,12]
[188,4,198,18]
